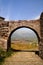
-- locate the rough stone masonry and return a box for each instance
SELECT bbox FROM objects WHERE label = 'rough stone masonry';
[0,12,43,59]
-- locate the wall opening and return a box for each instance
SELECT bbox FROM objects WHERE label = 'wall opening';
[7,26,40,52]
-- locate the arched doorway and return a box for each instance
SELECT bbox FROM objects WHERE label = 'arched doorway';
[7,26,40,52]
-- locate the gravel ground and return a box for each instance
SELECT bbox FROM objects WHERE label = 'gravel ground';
[3,52,43,65]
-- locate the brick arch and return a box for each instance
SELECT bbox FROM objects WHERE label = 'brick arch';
[7,26,40,51]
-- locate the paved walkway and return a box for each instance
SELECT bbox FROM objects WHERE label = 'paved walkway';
[3,52,43,65]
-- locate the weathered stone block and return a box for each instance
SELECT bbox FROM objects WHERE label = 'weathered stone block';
[39,50,43,59]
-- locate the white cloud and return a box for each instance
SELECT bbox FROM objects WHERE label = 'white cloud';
[34,15,40,20]
[5,18,9,21]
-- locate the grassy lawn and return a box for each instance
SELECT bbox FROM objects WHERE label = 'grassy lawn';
[11,42,38,51]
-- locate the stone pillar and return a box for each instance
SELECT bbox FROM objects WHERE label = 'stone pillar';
[39,12,43,59]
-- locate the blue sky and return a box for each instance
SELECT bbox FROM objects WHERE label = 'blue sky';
[0,0,43,20]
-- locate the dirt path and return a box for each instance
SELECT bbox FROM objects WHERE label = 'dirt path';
[3,52,43,65]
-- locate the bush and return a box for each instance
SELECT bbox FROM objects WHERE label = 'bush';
[0,48,14,65]
[0,48,6,58]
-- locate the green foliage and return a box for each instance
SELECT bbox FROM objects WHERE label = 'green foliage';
[0,48,14,65]
[0,48,6,58]
[0,48,5,65]
[5,48,14,57]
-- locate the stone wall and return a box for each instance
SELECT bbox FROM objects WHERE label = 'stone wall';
[0,21,9,39]
[9,20,40,38]
[0,20,9,50]
[0,38,7,50]
[39,12,43,59]
[0,12,43,59]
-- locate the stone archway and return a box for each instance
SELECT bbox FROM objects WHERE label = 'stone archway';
[0,12,43,59]
[7,26,40,51]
